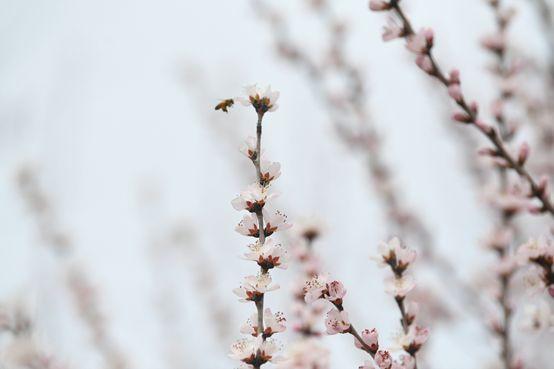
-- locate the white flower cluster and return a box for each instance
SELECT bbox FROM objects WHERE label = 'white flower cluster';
[226,85,290,369]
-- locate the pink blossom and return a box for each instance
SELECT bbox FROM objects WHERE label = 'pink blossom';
[399,326,430,354]
[354,328,379,353]
[324,309,351,335]
[236,213,260,237]
[237,84,280,113]
[517,236,554,262]
[452,111,472,123]
[240,136,259,160]
[326,280,347,304]
[384,275,415,298]
[375,237,416,272]
[369,0,391,11]
[382,17,403,41]
[537,175,550,197]
[260,160,282,184]
[304,275,347,304]
[406,28,433,54]
[263,208,292,236]
[392,355,415,369]
[481,33,505,53]
[241,308,286,337]
[231,183,277,213]
[244,238,288,270]
[280,339,330,369]
[233,274,279,302]
[517,142,530,165]
[375,350,392,369]
[415,55,434,74]
[447,83,463,103]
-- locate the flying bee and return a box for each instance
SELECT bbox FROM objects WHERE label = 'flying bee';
[215,98,234,113]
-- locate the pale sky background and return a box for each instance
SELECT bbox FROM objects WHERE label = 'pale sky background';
[0,0,553,368]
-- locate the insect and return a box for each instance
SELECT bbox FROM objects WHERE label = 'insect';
[215,99,235,113]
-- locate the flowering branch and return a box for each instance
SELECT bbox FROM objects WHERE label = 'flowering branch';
[253,1,481,315]
[376,237,428,369]
[303,238,427,369]
[369,0,554,216]
[480,2,521,367]
[16,166,129,369]
[219,85,290,369]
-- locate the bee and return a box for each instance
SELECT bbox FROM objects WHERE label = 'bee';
[215,98,235,113]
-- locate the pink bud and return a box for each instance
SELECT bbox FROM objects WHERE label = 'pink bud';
[422,28,434,45]
[537,175,550,197]
[517,142,529,165]
[415,54,434,74]
[491,100,503,120]
[481,33,505,53]
[478,147,498,157]
[354,328,379,353]
[475,119,493,135]
[449,69,460,84]
[369,0,391,11]
[452,111,471,123]
[527,203,544,214]
[448,84,463,102]
[469,101,479,115]
[548,285,554,298]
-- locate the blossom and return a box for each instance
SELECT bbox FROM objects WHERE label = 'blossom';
[232,183,277,213]
[278,339,330,369]
[240,136,259,160]
[244,238,288,270]
[406,28,433,54]
[448,82,463,103]
[237,84,280,114]
[520,301,554,331]
[241,308,286,337]
[375,350,392,369]
[264,209,292,236]
[375,237,416,273]
[233,274,279,302]
[382,17,403,41]
[293,217,325,242]
[384,275,415,298]
[392,355,415,369]
[415,55,433,74]
[369,0,391,11]
[483,227,514,251]
[304,275,346,304]
[481,33,505,53]
[261,160,282,184]
[398,326,430,354]
[518,236,553,263]
[230,337,282,366]
[517,142,530,165]
[354,328,379,353]
[236,209,291,238]
[236,213,260,237]
[324,309,351,335]
[229,337,258,364]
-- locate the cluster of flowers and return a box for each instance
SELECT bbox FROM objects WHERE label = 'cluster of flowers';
[368,0,554,216]
[518,235,554,298]
[301,237,427,369]
[221,85,291,369]
[283,219,331,369]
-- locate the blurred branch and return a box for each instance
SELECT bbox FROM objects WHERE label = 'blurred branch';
[16,165,130,369]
